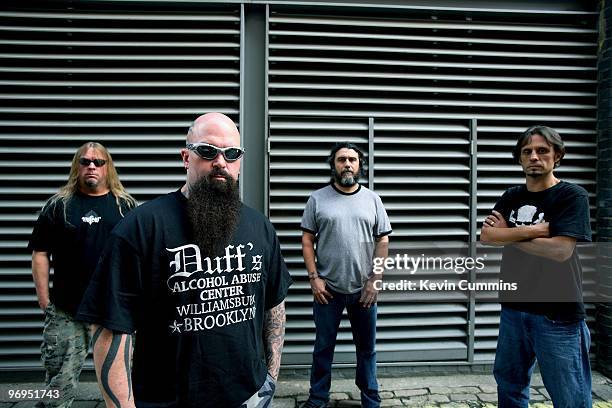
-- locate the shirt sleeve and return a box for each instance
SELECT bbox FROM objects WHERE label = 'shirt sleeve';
[264,228,293,310]
[492,189,514,221]
[76,234,143,333]
[300,196,317,235]
[373,195,392,238]
[27,200,59,252]
[548,188,592,242]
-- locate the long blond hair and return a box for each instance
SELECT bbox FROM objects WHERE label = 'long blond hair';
[48,142,137,218]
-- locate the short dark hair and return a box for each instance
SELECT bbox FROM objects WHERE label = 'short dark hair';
[512,125,565,168]
[326,142,367,177]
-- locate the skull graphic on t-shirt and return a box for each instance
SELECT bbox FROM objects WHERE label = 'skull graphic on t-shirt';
[508,205,546,226]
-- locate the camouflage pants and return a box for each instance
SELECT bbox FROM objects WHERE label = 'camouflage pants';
[240,372,276,408]
[37,304,90,408]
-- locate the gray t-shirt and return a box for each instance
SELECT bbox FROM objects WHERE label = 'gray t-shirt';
[301,183,392,294]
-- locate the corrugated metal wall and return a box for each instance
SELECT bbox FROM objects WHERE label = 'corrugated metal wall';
[267,4,599,365]
[0,1,599,370]
[0,2,241,369]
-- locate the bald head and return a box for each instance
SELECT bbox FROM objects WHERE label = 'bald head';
[181,112,243,193]
[187,113,240,145]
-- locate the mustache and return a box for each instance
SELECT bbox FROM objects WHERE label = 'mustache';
[207,169,232,181]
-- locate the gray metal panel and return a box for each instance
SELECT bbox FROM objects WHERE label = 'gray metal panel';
[0,2,240,370]
[267,2,598,365]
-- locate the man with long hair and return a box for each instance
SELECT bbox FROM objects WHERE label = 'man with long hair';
[28,142,136,407]
[77,113,292,408]
[301,142,391,408]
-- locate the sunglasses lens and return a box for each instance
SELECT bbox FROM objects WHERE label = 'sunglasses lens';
[195,145,219,160]
[79,158,106,167]
[224,148,243,161]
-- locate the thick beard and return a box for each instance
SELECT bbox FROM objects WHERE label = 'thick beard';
[332,168,359,187]
[187,171,241,258]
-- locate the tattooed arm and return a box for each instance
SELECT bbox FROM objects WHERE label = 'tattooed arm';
[263,301,286,381]
[90,324,135,408]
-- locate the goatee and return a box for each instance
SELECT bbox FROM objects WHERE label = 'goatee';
[187,170,241,257]
[332,168,359,187]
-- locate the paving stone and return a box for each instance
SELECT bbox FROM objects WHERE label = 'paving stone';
[272,398,295,408]
[477,393,497,403]
[438,403,470,408]
[537,387,550,399]
[95,403,106,408]
[429,386,452,394]
[427,394,450,403]
[380,399,404,407]
[401,396,428,405]
[335,401,361,407]
[379,391,394,399]
[530,394,546,402]
[74,384,102,401]
[394,389,428,398]
[72,402,99,408]
[594,372,610,385]
[530,374,545,387]
[479,385,497,393]
[594,383,612,401]
[330,393,349,401]
[12,403,37,408]
[275,381,310,398]
[449,393,478,401]
[593,402,612,408]
[529,403,553,408]
[448,386,480,394]
[0,404,13,408]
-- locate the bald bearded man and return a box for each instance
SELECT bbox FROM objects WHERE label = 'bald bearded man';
[77,113,293,408]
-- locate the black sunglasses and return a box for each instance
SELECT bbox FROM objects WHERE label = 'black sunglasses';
[79,158,107,167]
[186,142,245,162]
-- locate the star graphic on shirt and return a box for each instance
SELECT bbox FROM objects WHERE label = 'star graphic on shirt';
[169,320,183,333]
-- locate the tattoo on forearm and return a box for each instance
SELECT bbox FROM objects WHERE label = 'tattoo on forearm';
[124,334,132,400]
[92,326,103,347]
[101,332,123,408]
[263,302,286,379]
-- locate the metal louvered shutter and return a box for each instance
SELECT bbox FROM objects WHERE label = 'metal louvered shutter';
[267,3,598,365]
[0,2,240,370]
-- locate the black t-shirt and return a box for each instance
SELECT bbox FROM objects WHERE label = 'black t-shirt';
[77,190,292,408]
[28,192,131,316]
[493,181,592,321]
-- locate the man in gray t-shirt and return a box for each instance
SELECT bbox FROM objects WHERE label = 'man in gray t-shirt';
[300,142,391,408]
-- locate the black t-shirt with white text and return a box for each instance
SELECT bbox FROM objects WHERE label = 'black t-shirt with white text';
[77,190,292,408]
[493,181,591,321]
[28,192,130,316]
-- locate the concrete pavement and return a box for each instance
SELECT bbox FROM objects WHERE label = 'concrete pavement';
[0,371,611,407]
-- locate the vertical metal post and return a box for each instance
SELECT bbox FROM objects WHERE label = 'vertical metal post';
[368,117,374,190]
[467,118,478,363]
[239,3,267,213]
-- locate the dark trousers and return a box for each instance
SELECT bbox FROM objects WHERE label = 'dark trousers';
[308,288,380,408]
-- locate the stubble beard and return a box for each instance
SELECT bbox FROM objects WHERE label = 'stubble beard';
[187,171,241,258]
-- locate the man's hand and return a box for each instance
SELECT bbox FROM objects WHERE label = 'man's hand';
[38,297,50,310]
[310,277,333,304]
[483,210,508,229]
[359,277,380,308]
